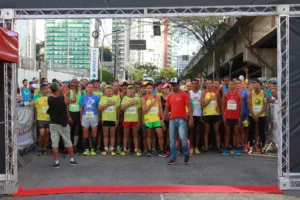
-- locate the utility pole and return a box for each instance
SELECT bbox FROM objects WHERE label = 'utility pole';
[114,23,119,80]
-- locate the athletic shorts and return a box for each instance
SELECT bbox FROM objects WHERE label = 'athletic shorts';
[50,124,73,148]
[103,121,116,127]
[69,112,80,124]
[225,119,240,126]
[193,116,201,126]
[145,121,162,129]
[38,120,50,129]
[81,115,98,128]
[123,122,139,128]
[141,125,147,131]
[202,115,220,124]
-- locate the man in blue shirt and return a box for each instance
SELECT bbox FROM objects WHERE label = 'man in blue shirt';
[21,79,31,105]
[80,82,100,156]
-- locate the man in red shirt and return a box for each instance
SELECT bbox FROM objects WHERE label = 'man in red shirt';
[163,77,193,165]
[222,81,243,156]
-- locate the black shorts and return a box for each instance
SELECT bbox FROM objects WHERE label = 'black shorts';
[69,112,80,124]
[193,116,201,126]
[225,119,240,126]
[203,116,220,124]
[38,120,50,129]
[102,121,116,127]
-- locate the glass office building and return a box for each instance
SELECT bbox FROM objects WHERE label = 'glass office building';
[45,19,91,70]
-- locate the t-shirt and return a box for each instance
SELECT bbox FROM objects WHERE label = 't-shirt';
[33,94,50,121]
[80,94,100,116]
[263,89,272,98]
[121,96,141,122]
[100,95,120,121]
[143,95,160,123]
[21,87,31,103]
[34,88,40,96]
[166,91,190,120]
[93,90,104,98]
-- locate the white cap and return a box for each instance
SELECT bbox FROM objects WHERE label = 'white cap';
[239,75,245,81]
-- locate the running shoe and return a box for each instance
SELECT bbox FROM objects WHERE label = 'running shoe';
[195,148,200,154]
[43,149,49,155]
[177,149,181,155]
[101,150,108,156]
[134,150,142,157]
[82,149,90,156]
[244,145,249,153]
[159,151,167,158]
[222,150,230,156]
[184,156,190,164]
[147,151,152,157]
[261,148,266,154]
[236,150,241,156]
[52,163,60,169]
[90,149,97,156]
[70,160,78,166]
[116,146,122,154]
[190,148,194,154]
[230,147,236,154]
[248,147,253,155]
[152,149,158,156]
[167,160,177,165]
[120,150,127,156]
[111,150,116,156]
[254,145,260,152]
[37,149,42,156]
[143,149,148,156]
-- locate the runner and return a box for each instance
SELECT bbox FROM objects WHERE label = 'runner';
[32,84,50,156]
[120,85,142,156]
[134,81,141,97]
[47,82,77,169]
[189,79,202,154]
[80,82,100,156]
[139,83,148,155]
[248,79,268,154]
[93,80,104,98]
[21,79,31,105]
[154,81,163,96]
[99,85,120,156]
[240,81,250,153]
[142,82,166,157]
[163,77,192,165]
[222,81,243,156]
[66,79,81,154]
[201,79,222,153]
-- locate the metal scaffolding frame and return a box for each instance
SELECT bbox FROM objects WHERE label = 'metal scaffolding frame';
[1,3,300,194]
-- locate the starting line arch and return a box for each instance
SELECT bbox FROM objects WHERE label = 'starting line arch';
[0,0,300,193]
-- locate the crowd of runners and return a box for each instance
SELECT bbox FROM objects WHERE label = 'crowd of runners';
[17,70,278,168]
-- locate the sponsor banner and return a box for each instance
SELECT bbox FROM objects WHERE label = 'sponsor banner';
[16,106,34,151]
[90,47,99,80]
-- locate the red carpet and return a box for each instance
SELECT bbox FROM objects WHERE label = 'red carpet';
[12,185,283,197]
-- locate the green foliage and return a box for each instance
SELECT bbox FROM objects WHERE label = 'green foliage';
[159,68,177,80]
[133,63,158,77]
[99,46,113,62]
[98,67,114,83]
[131,69,144,81]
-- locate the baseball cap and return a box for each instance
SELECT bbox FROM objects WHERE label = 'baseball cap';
[33,77,39,81]
[127,85,134,89]
[169,77,180,84]
[105,85,113,89]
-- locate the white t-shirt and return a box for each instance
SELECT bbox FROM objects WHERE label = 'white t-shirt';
[189,90,202,117]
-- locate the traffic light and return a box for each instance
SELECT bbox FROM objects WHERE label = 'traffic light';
[153,22,161,36]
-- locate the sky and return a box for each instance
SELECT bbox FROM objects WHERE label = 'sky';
[35,19,200,56]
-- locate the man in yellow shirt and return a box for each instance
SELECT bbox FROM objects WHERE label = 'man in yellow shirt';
[99,85,120,156]
[32,84,50,156]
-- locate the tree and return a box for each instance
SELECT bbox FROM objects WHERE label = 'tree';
[98,67,114,83]
[99,46,113,62]
[170,17,231,79]
[131,69,144,81]
[159,68,177,80]
[133,63,158,77]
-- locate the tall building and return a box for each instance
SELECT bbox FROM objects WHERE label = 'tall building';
[176,55,191,74]
[15,20,36,59]
[112,18,176,78]
[44,19,91,70]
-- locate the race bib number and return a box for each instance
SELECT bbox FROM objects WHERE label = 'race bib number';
[126,107,136,114]
[208,101,216,108]
[42,107,49,113]
[70,104,80,111]
[253,105,262,113]
[227,103,237,110]
[86,111,94,118]
[193,100,200,108]
[149,107,158,114]
[24,102,30,106]
[105,106,114,113]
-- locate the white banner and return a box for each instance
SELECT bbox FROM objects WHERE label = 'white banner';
[16,106,34,151]
[90,47,99,80]
[270,103,279,144]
